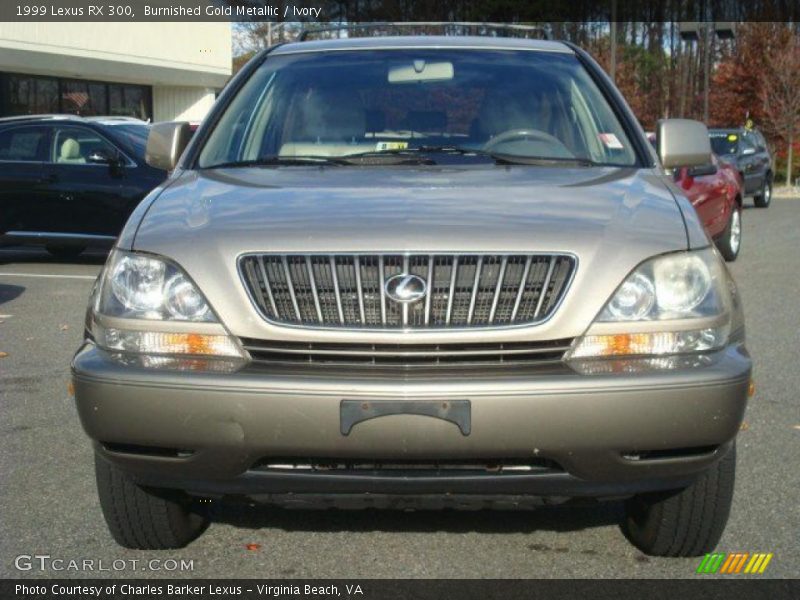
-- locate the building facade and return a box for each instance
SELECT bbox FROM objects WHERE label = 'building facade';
[0,22,231,122]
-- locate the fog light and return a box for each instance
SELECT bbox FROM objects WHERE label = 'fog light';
[107,353,246,373]
[568,354,714,375]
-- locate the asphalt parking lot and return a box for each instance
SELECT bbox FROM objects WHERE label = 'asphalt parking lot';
[1,198,798,579]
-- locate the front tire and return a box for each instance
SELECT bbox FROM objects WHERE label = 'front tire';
[95,453,208,549]
[754,174,772,208]
[716,205,742,262]
[622,444,736,557]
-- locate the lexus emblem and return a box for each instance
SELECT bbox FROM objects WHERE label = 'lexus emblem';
[385,273,427,304]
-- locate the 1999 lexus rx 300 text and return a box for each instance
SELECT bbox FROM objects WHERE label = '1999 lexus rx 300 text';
[72,36,751,555]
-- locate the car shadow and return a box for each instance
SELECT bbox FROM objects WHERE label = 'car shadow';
[0,245,108,266]
[0,283,25,306]
[204,499,624,535]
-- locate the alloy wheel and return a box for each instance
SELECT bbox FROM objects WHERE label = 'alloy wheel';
[729,209,741,255]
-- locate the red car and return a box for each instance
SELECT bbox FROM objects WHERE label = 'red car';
[672,154,743,261]
[648,134,743,261]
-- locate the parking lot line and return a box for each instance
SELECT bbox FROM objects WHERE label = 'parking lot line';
[0,272,97,280]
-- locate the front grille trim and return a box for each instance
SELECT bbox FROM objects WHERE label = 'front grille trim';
[240,338,573,367]
[239,252,577,331]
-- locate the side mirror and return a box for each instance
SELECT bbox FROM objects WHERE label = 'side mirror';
[145,121,192,171]
[687,163,718,178]
[656,119,712,169]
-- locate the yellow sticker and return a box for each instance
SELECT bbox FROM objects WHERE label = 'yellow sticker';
[376,141,408,151]
[728,134,738,141]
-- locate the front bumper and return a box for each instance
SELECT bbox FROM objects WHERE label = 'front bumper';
[72,343,750,499]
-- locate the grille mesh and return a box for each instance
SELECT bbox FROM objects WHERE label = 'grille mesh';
[240,253,575,329]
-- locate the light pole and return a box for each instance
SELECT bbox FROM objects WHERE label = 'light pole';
[679,21,736,123]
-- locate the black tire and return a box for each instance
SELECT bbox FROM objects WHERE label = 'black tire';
[95,453,208,549]
[622,444,736,557]
[715,205,742,262]
[753,174,772,208]
[46,243,86,259]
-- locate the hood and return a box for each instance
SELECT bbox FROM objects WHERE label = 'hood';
[130,165,690,342]
[134,165,685,254]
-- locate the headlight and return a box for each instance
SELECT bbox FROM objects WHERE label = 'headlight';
[567,249,733,360]
[602,272,655,320]
[92,250,245,359]
[596,249,724,322]
[99,250,213,321]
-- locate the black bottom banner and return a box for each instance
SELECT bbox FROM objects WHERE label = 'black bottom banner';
[2,579,798,600]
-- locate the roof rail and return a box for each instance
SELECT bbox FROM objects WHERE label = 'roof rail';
[0,113,84,123]
[0,114,148,124]
[84,116,146,122]
[298,22,549,42]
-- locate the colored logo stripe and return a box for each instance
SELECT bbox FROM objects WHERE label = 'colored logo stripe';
[697,553,726,573]
[697,553,773,574]
[719,553,749,573]
[744,553,774,574]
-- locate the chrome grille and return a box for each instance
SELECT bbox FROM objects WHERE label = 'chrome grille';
[239,253,575,329]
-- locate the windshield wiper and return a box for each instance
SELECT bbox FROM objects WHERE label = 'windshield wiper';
[344,145,485,160]
[416,145,488,155]
[487,153,600,167]
[208,150,602,169]
[206,155,349,169]
[343,146,600,167]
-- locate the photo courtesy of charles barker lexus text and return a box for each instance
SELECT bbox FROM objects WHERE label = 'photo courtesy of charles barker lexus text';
[0,0,798,598]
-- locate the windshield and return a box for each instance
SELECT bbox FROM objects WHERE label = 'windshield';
[107,123,150,159]
[198,49,638,168]
[709,132,739,156]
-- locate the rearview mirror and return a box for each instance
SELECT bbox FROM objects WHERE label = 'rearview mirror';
[145,121,192,171]
[656,119,712,169]
[388,61,454,84]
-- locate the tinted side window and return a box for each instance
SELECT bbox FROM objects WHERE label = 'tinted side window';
[0,126,49,162]
[754,131,767,151]
[52,126,117,164]
[709,132,738,156]
[740,135,756,154]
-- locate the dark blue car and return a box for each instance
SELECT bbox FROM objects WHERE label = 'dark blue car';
[709,127,773,208]
[0,115,168,257]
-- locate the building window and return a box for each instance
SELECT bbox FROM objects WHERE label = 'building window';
[61,80,108,116]
[109,84,147,119]
[1,73,152,120]
[6,75,58,114]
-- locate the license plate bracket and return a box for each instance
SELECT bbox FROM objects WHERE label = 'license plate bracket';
[340,399,471,436]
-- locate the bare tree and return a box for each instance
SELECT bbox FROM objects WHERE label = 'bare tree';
[233,22,304,54]
[761,38,800,186]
